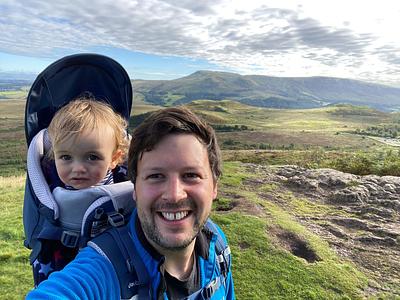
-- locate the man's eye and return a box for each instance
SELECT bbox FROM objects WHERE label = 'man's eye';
[184,173,200,180]
[59,155,71,161]
[88,154,100,161]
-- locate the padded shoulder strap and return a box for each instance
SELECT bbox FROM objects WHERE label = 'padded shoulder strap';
[52,181,134,231]
[27,128,58,216]
[204,220,226,252]
[182,220,232,300]
[204,219,232,282]
[89,224,151,300]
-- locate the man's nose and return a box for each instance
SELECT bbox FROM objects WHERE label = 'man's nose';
[162,176,187,202]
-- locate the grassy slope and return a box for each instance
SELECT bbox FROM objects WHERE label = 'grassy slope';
[214,162,369,299]
[0,176,31,299]
[0,90,28,100]
[187,100,391,150]
[0,99,27,176]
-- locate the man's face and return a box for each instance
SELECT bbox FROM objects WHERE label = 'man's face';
[134,134,217,251]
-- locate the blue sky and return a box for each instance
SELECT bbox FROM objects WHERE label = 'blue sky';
[1,0,400,86]
[0,47,224,80]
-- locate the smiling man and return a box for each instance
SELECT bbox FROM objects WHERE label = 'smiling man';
[26,107,235,300]
[135,134,216,248]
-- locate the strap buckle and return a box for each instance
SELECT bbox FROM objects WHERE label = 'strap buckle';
[217,246,231,276]
[90,219,108,237]
[202,277,221,299]
[61,230,80,248]
[108,212,125,227]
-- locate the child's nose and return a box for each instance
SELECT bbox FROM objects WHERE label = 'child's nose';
[72,162,86,173]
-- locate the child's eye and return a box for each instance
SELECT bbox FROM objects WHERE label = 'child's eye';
[88,154,100,161]
[147,173,164,180]
[59,155,71,161]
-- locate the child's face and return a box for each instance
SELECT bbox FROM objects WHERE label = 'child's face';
[53,128,122,189]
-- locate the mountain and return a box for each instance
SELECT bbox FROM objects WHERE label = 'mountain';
[0,79,32,90]
[0,71,36,82]
[133,71,400,111]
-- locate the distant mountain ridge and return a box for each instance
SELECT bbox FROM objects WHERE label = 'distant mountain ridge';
[0,72,37,81]
[133,71,400,111]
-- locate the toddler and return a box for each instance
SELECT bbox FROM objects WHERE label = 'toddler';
[45,98,129,189]
[33,97,130,285]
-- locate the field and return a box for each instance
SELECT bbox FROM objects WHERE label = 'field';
[188,100,391,150]
[0,99,26,176]
[0,89,29,100]
[1,98,399,299]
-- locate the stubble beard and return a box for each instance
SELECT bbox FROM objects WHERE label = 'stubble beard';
[138,199,208,251]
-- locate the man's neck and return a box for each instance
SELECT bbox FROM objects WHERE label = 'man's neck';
[155,241,196,281]
[135,217,198,280]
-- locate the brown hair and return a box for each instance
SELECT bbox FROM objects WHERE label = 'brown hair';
[47,98,128,163]
[128,106,221,183]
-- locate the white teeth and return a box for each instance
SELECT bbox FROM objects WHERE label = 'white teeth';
[163,212,175,221]
[161,211,188,221]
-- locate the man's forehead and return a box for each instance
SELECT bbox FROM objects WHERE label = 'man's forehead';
[142,133,205,152]
[138,134,209,166]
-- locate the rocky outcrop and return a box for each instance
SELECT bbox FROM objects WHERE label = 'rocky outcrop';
[241,164,400,295]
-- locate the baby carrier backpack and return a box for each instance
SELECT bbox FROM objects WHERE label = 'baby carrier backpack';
[23,53,134,286]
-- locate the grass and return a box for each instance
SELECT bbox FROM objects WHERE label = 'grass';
[0,99,27,176]
[0,176,32,299]
[220,161,252,186]
[0,90,28,100]
[222,148,400,176]
[214,163,372,299]
[186,100,395,152]
[213,211,367,299]
[290,197,350,218]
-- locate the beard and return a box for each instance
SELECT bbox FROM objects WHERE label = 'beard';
[138,199,208,251]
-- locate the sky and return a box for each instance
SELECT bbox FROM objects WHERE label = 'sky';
[1,0,400,87]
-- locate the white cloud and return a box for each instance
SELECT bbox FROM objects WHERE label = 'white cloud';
[1,0,400,85]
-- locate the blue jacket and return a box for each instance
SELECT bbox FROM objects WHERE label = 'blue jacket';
[26,211,235,300]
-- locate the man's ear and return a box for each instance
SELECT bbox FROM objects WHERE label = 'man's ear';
[132,189,137,201]
[212,182,218,200]
[110,149,123,169]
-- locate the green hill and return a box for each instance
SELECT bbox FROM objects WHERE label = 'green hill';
[133,71,400,111]
[181,100,391,151]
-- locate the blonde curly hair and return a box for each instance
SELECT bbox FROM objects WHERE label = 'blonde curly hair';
[47,97,128,164]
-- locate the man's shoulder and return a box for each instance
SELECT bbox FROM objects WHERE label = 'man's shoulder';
[203,219,228,242]
[195,219,228,259]
[75,244,110,263]
[70,244,117,278]
[26,243,119,299]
